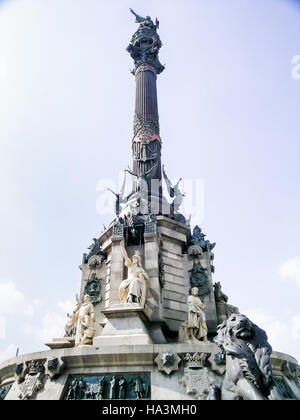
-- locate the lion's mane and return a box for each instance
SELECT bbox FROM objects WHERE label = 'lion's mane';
[214,314,273,391]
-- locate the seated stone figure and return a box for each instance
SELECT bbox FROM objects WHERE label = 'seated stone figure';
[190,225,216,252]
[119,240,149,307]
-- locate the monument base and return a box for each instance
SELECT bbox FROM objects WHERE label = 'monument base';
[93,304,153,346]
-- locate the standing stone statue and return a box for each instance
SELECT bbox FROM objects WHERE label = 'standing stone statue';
[74,294,96,347]
[179,287,208,343]
[119,240,149,307]
[129,8,159,31]
[187,287,208,342]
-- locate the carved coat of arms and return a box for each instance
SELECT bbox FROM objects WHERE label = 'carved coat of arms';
[18,360,45,400]
[179,353,210,400]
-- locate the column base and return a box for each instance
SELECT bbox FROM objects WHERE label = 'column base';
[93,304,153,346]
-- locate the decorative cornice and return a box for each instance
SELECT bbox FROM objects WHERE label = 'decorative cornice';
[133,111,160,137]
[135,64,157,78]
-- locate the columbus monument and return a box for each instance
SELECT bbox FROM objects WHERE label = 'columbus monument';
[0,10,299,401]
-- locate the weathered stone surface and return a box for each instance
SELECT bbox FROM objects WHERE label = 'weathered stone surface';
[94,305,153,346]
[45,338,74,350]
[0,342,299,400]
[163,299,187,312]
[162,290,188,304]
[154,352,181,375]
[164,281,187,295]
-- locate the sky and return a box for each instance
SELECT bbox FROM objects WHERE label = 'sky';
[0,0,300,363]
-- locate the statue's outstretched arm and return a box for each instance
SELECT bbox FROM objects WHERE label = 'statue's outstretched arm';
[125,168,138,178]
[144,162,158,179]
[162,165,174,197]
[120,240,131,266]
[107,188,117,197]
[119,172,127,199]
[140,269,149,281]
[129,8,145,23]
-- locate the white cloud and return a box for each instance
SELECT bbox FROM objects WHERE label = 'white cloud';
[57,299,74,315]
[0,281,45,319]
[0,282,68,347]
[0,343,18,364]
[41,312,65,342]
[23,304,34,317]
[242,307,300,361]
[243,308,290,347]
[291,315,300,340]
[0,55,7,82]
[0,315,5,340]
[24,311,66,344]
[20,297,72,346]
[32,299,43,307]
[279,256,300,288]
[0,281,25,314]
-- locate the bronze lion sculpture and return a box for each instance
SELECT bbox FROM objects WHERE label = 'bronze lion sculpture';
[213,313,283,400]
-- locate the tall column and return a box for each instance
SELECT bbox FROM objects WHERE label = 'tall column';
[132,65,161,183]
[127,12,165,209]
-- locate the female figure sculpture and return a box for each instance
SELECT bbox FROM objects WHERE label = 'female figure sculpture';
[119,240,149,307]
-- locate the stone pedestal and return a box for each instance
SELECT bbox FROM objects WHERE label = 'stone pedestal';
[93,304,153,346]
[45,337,75,350]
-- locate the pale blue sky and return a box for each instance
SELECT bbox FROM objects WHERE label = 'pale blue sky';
[0,0,300,362]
